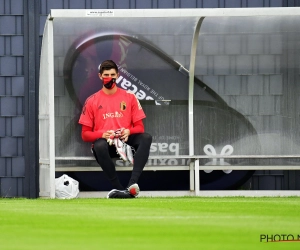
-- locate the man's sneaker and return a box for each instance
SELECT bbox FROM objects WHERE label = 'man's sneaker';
[114,138,127,161]
[106,189,135,199]
[126,145,134,164]
[127,183,140,197]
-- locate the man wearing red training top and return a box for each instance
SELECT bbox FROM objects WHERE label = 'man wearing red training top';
[79,60,152,198]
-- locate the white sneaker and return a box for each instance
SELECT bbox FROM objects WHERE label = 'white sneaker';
[107,189,135,199]
[126,145,134,164]
[114,138,127,161]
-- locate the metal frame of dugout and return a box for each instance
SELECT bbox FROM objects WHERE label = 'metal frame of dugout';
[39,8,300,198]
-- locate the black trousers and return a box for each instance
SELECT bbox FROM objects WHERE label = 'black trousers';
[92,133,152,190]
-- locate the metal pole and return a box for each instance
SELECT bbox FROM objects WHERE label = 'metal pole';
[188,17,205,156]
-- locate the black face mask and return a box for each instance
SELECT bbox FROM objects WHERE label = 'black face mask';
[103,77,116,89]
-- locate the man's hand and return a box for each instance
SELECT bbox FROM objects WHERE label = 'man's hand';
[102,130,114,140]
[120,129,130,142]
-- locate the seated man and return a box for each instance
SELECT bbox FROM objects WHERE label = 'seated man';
[79,59,152,198]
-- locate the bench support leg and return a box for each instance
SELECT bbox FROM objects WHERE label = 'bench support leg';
[189,161,195,191]
[195,159,200,196]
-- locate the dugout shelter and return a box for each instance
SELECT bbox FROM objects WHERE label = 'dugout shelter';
[39,8,300,198]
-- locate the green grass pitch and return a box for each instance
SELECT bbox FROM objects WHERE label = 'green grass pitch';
[0,197,299,250]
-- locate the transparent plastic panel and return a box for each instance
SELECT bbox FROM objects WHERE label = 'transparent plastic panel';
[53,17,198,159]
[194,15,300,190]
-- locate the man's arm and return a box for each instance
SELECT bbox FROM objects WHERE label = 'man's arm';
[130,119,145,134]
[82,120,144,142]
[120,120,145,142]
[81,125,103,142]
[81,125,115,142]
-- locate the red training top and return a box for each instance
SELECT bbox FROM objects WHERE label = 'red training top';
[79,88,146,141]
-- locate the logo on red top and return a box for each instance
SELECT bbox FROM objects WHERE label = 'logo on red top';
[120,101,126,111]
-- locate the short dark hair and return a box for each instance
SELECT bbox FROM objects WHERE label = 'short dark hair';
[98,60,118,74]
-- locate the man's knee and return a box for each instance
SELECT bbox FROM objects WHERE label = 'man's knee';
[93,138,108,153]
[141,133,152,146]
[143,133,152,142]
